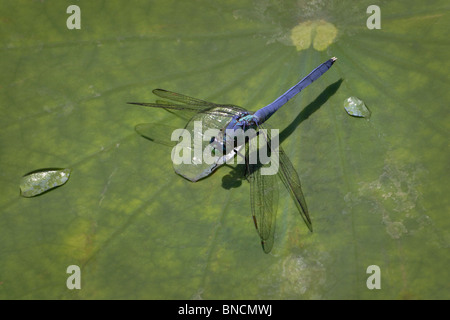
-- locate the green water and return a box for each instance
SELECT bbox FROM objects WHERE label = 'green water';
[0,0,448,299]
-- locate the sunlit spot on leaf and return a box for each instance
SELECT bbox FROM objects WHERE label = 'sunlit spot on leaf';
[290,20,337,51]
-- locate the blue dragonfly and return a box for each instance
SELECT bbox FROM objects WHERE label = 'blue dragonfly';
[129,57,337,253]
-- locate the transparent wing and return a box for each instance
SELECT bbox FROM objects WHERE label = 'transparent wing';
[277,146,312,231]
[128,89,241,118]
[247,128,278,253]
[128,100,236,117]
[129,90,248,182]
[152,89,217,107]
[259,123,312,232]
[173,105,246,182]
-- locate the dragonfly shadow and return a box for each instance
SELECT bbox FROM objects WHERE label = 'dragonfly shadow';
[220,78,343,190]
[221,164,247,190]
[279,78,343,144]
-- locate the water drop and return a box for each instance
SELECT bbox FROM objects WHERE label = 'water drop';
[344,97,371,118]
[20,168,71,197]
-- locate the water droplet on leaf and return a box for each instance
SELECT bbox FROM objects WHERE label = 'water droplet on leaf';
[20,168,71,197]
[344,97,371,118]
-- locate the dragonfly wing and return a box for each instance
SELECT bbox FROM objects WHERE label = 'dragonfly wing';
[247,130,279,254]
[173,105,247,182]
[277,145,312,231]
[258,123,312,232]
[128,101,214,112]
[128,101,238,120]
[152,89,217,107]
[129,90,248,181]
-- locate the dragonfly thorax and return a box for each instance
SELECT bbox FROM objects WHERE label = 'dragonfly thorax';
[226,112,260,131]
[209,112,261,154]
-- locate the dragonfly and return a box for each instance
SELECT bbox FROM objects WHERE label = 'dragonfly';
[128,57,337,253]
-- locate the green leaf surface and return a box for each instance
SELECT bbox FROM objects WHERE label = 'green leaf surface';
[0,0,448,299]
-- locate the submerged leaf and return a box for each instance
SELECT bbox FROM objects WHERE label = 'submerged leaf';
[20,168,72,197]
